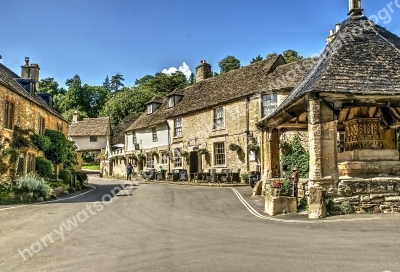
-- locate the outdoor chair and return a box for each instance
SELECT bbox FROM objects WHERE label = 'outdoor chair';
[193,169,204,182]
[233,169,241,183]
[167,169,179,181]
[206,169,217,183]
[220,169,232,183]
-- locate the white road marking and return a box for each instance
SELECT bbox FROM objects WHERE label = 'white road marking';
[230,187,380,224]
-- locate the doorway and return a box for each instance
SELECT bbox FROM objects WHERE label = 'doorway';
[189,151,198,175]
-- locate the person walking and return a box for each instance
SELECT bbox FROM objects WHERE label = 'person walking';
[126,162,133,181]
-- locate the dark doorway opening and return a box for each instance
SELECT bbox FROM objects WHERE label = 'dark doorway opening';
[189,151,198,176]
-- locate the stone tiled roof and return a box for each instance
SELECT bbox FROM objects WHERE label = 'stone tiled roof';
[111,112,140,145]
[257,15,400,128]
[168,55,285,118]
[127,55,314,131]
[68,117,110,136]
[0,63,66,121]
[145,97,163,105]
[167,89,185,96]
[126,97,170,131]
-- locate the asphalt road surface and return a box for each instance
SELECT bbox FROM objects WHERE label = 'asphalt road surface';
[0,174,399,272]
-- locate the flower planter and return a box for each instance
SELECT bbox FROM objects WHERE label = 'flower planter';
[264,195,297,216]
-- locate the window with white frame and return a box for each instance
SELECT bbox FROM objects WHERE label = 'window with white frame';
[213,106,224,129]
[174,148,182,168]
[174,118,182,137]
[146,153,154,168]
[161,152,168,164]
[147,104,153,114]
[168,97,174,108]
[214,142,225,166]
[152,127,158,142]
[132,131,137,144]
[262,93,278,117]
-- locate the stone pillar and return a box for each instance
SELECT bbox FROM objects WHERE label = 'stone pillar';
[76,151,83,172]
[264,128,280,179]
[308,94,338,218]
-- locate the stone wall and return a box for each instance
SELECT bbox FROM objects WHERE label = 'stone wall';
[168,96,263,178]
[333,178,400,214]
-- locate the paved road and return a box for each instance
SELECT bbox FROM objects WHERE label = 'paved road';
[0,174,399,272]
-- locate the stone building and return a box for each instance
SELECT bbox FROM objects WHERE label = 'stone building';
[0,58,68,181]
[120,56,315,180]
[257,0,400,218]
[68,113,111,171]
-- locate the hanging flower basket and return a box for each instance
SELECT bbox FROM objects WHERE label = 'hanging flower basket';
[229,143,241,151]
[247,143,259,152]
[137,153,146,161]
[181,150,189,157]
[128,154,138,161]
[198,148,208,155]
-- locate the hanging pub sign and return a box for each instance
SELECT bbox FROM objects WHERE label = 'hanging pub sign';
[249,151,256,162]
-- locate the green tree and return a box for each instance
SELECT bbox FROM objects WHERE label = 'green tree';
[250,55,263,64]
[103,75,111,93]
[39,77,66,96]
[218,55,241,74]
[111,74,125,94]
[100,86,155,127]
[188,73,195,86]
[282,49,303,63]
[134,71,188,95]
[266,53,278,59]
[44,129,69,166]
[81,84,110,118]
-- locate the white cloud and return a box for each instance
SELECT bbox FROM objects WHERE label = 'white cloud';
[162,62,192,79]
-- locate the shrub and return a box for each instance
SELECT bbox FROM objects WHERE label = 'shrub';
[280,133,309,178]
[341,201,354,214]
[30,134,51,152]
[241,172,249,183]
[36,157,54,179]
[75,171,88,186]
[18,173,47,197]
[58,169,72,184]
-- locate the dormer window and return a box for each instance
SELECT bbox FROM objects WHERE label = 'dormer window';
[262,93,277,117]
[168,97,175,108]
[147,104,153,114]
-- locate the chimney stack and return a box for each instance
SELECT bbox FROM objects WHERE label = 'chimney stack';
[195,60,212,82]
[348,0,363,16]
[21,57,40,90]
[72,111,80,122]
[21,57,30,78]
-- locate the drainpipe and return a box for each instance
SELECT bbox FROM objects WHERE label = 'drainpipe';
[246,96,250,172]
[166,121,171,173]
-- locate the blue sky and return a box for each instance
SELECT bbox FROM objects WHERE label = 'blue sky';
[1,0,400,88]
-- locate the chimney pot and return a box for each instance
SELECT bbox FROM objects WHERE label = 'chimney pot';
[335,24,341,33]
[25,57,29,65]
[348,0,363,16]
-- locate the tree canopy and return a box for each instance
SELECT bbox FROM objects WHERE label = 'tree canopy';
[218,55,241,74]
[282,50,303,63]
[250,55,263,64]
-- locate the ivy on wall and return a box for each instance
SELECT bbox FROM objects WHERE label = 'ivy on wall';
[280,133,309,178]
